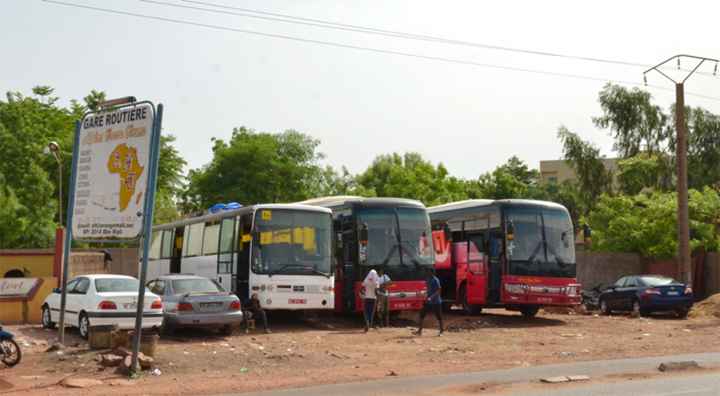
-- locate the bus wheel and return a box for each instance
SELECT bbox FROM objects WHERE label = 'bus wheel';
[520,306,539,318]
[460,285,482,316]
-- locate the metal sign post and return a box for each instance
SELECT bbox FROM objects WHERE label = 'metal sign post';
[130,104,163,374]
[58,120,82,345]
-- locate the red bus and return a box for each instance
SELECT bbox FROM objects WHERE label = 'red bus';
[300,196,433,313]
[428,199,581,317]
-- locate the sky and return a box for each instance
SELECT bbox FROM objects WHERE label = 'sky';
[3,0,720,179]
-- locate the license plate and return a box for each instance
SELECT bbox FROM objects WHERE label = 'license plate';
[123,303,137,309]
[199,302,223,312]
[667,291,679,296]
[288,298,306,304]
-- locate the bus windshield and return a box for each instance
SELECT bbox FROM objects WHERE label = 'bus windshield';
[505,207,576,278]
[357,207,433,267]
[252,209,332,276]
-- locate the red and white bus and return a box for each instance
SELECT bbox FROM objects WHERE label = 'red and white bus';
[429,199,581,317]
[300,196,433,314]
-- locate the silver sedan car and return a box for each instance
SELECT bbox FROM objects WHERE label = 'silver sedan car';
[146,275,244,335]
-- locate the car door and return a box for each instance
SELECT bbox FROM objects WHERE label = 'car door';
[52,278,78,324]
[620,276,640,311]
[605,277,626,310]
[68,277,91,325]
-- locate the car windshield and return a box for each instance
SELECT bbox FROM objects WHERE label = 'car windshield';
[357,207,433,267]
[95,278,140,293]
[506,207,576,278]
[172,278,224,294]
[640,276,678,286]
[252,209,332,276]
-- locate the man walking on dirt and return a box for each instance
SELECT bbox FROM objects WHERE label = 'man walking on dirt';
[414,267,443,336]
[361,268,380,332]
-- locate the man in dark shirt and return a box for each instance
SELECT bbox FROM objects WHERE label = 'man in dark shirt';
[414,267,443,336]
[244,293,270,334]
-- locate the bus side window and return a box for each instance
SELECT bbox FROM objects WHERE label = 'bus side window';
[149,231,162,260]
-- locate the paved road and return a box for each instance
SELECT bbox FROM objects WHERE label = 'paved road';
[511,372,720,396]
[225,352,720,396]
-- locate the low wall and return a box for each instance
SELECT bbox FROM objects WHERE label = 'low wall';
[705,253,720,297]
[576,251,643,289]
[69,252,107,278]
[0,277,57,324]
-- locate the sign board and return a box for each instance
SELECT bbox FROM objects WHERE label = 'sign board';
[0,278,43,301]
[72,104,154,240]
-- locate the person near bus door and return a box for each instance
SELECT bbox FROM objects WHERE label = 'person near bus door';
[414,267,444,336]
[361,268,380,332]
[376,268,392,326]
[243,293,271,334]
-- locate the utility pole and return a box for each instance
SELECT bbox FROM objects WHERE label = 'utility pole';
[644,54,719,286]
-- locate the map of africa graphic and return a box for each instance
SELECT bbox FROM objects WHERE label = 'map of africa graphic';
[107,143,144,211]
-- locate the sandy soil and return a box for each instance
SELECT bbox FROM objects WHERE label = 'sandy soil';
[2,308,719,395]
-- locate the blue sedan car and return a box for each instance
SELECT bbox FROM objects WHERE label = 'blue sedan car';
[599,275,693,318]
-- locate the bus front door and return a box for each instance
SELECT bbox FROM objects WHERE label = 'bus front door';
[465,238,487,306]
[217,217,236,292]
[236,213,253,302]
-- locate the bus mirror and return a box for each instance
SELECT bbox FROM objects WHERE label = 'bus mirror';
[507,220,515,241]
[359,223,369,245]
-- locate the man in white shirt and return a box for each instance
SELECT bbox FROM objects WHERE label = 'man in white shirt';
[377,268,392,327]
[361,268,379,332]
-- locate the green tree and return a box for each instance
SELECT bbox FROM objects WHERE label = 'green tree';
[587,188,720,258]
[355,152,468,205]
[685,107,720,189]
[616,153,673,195]
[183,127,324,211]
[0,88,76,247]
[557,126,613,210]
[593,83,670,157]
[152,134,187,223]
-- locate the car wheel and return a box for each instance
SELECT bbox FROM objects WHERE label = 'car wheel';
[676,308,689,319]
[520,306,539,318]
[161,322,176,336]
[600,299,611,315]
[220,325,234,336]
[41,305,56,329]
[78,313,90,339]
[631,300,642,318]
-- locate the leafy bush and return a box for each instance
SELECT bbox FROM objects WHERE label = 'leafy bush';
[587,188,720,259]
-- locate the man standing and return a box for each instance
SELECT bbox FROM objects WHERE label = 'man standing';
[244,293,270,334]
[361,268,380,332]
[377,268,392,327]
[414,267,443,336]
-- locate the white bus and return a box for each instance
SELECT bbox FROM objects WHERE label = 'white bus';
[146,204,335,310]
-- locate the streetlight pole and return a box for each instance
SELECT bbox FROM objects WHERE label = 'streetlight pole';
[644,54,719,286]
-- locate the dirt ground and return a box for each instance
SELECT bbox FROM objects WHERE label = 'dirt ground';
[2,308,719,395]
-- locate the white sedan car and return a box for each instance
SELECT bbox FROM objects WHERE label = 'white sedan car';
[41,274,163,339]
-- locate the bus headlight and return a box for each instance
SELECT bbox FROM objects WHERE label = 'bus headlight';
[505,284,526,294]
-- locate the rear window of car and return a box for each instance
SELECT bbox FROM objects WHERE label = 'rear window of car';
[171,279,224,294]
[640,276,677,286]
[95,278,140,293]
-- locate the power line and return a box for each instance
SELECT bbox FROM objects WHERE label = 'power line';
[174,0,718,78]
[42,0,720,102]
